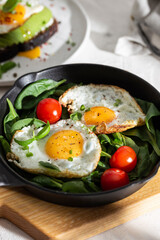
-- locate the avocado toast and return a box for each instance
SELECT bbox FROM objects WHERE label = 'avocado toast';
[0,0,58,62]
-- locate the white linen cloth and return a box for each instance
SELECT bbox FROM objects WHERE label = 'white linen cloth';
[0,0,160,239]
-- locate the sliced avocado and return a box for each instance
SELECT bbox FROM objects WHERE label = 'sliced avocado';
[0,7,53,48]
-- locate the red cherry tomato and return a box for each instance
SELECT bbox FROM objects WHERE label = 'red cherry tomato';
[36,98,62,124]
[101,168,129,191]
[109,146,137,173]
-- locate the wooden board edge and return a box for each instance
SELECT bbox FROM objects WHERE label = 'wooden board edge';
[55,193,160,240]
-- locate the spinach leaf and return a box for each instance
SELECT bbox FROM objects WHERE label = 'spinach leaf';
[124,126,160,156]
[129,144,159,180]
[14,79,66,110]
[20,88,56,110]
[0,135,11,154]
[39,161,60,172]
[32,175,62,189]
[4,98,19,141]
[136,98,160,135]
[54,82,76,97]
[11,118,45,136]
[62,181,89,193]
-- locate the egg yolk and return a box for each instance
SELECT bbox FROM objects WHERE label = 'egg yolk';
[45,130,84,159]
[18,47,41,59]
[84,106,116,125]
[0,5,26,26]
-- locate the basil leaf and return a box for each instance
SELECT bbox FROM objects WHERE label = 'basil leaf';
[14,137,35,147]
[70,112,82,121]
[2,0,20,13]
[35,121,50,140]
[0,135,11,154]
[39,161,60,172]
[4,98,19,141]
[32,175,62,189]
[67,157,73,161]
[15,79,66,110]
[62,181,89,193]
[11,118,45,136]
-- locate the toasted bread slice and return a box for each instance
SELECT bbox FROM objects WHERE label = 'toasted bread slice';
[0,19,58,62]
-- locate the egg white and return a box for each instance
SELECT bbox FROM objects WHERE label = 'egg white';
[9,119,101,178]
[59,84,146,134]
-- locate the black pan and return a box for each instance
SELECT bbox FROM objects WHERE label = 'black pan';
[0,64,160,207]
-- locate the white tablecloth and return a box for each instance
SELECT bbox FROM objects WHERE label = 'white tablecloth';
[0,0,160,239]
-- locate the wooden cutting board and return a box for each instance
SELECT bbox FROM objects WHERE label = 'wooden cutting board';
[0,170,160,240]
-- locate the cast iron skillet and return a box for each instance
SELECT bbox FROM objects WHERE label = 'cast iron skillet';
[0,64,160,207]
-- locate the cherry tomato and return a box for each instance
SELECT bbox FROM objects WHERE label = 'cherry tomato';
[36,98,62,124]
[101,168,129,191]
[109,146,137,173]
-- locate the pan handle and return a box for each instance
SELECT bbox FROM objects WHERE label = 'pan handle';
[0,161,24,187]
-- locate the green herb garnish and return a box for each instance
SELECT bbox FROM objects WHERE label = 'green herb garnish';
[26,152,33,157]
[114,99,122,107]
[69,149,73,154]
[80,105,85,111]
[0,61,17,79]
[2,0,21,13]
[70,112,82,121]
[68,157,73,161]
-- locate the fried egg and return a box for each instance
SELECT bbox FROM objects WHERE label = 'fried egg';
[0,0,44,34]
[59,84,146,134]
[8,119,101,178]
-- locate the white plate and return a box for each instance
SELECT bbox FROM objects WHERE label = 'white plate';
[0,0,90,86]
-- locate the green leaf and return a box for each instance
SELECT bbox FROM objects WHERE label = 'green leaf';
[0,61,17,78]
[14,79,66,110]
[14,137,35,147]
[101,151,111,158]
[98,134,111,144]
[114,99,122,107]
[35,121,50,140]
[67,157,73,161]
[122,134,139,154]
[2,0,20,13]
[26,152,33,157]
[70,112,82,121]
[89,125,96,132]
[39,161,60,172]
[11,118,45,136]
[124,126,160,156]
[136,98,160,135]
[80,105,85,111]
[54,82,75,97]
[4,98,19,141]
[128,144,159,180]
[0,135,11,154]
[32,175,62,189]
[62,181,89,193]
